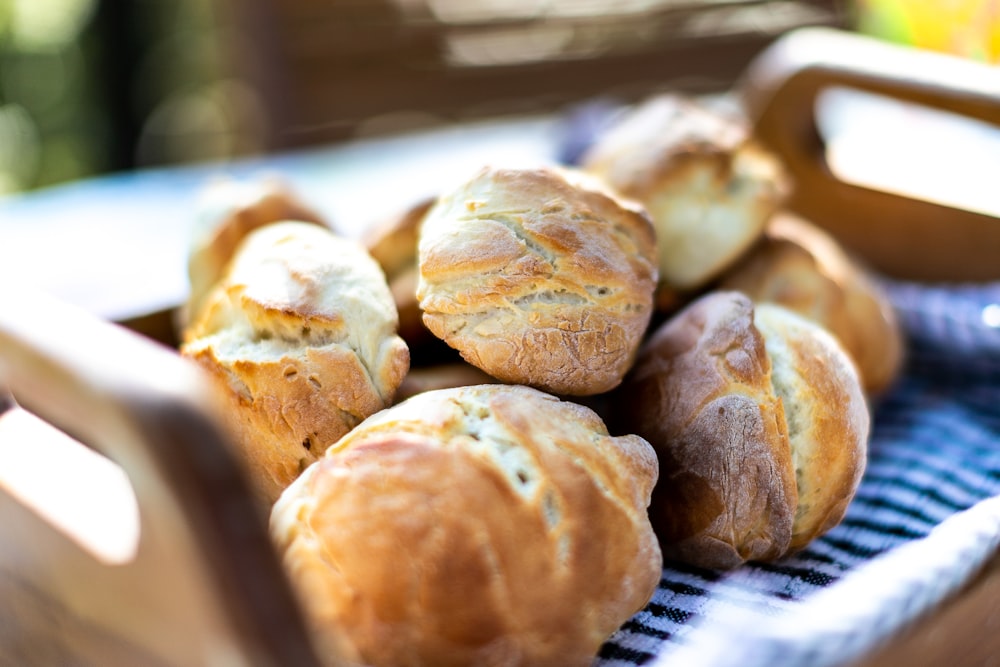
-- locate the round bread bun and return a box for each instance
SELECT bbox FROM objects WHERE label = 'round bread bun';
[270,384,662,667]
[611,291,868,569]
[416,165,658,396]
[181,221,410,505]
[184,175,328,328]
[581,94,788,295]
[718,213,905,396]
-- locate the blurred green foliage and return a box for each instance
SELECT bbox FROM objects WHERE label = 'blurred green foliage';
[0,0,262,195]
[0,0,103,193]
[856,0,1000,62]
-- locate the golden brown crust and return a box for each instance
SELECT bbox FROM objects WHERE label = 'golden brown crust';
[615,291,795,568]
[271,384,662,667]
[184,176,328,328]
[363,196,434,280]
[612,291,868,568]
[386,265,427,347]
[416,166,658,396]
[719,213,905,396]
[753,304,869,549]
[362,197,440,351]
[581,94,788,292]
[181,222,409,506]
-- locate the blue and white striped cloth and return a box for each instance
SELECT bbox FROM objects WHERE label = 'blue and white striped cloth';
[596,279,1000,666]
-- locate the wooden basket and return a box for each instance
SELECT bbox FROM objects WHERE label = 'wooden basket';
[2,26,1000,667]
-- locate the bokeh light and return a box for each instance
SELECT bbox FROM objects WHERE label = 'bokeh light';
[857,0,1000,62]
[6,0,96,51]
[0,102,39,193]
[0,0,262,193]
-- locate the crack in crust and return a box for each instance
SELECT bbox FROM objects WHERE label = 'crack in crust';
[272,384,662,667]
[417,166,657,396]
[611,291,868,569]
[181,222,410,506]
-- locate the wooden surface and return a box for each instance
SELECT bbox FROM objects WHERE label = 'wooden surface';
[852,553,1000,667]
[0,289,323,667]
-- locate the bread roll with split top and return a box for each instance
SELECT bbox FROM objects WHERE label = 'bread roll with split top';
[181,221,409,506]
[611,291,868,569]
[270,383,662,667]
[416,165,658,396]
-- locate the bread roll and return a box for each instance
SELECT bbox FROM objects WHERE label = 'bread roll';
[362,197,437,350]
[581,94,788,295]
[270,384,662,667]
[611,291,868,569]
[416,165,658,396]
[184,176,328,326]
[719,213,904,396]
[181,222,409,505]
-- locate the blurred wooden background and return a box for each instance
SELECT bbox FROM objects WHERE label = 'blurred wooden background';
[215,0,847,149]
[0,0,845,193]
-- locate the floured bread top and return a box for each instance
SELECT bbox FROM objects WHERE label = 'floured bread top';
[186,222,405,393]
[581,94,788,292]
[612,291,868,568]
[416,165,658,395]
[184,176,327,327]
[753,303,869,548]
[182,221,409,504]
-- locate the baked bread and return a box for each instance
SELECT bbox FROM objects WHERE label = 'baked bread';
[393,361,496,403]
[611,291,868,569]
[270,383,662,667]
[181,221,409,505]
[184,175,328,327]
[362,197,436,350]
[416,165,658,396]
[581,94,788,295]
[719,213,904,396]
[363,196,433,281]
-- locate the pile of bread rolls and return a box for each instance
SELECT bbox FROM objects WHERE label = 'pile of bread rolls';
[176,93,904,667]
